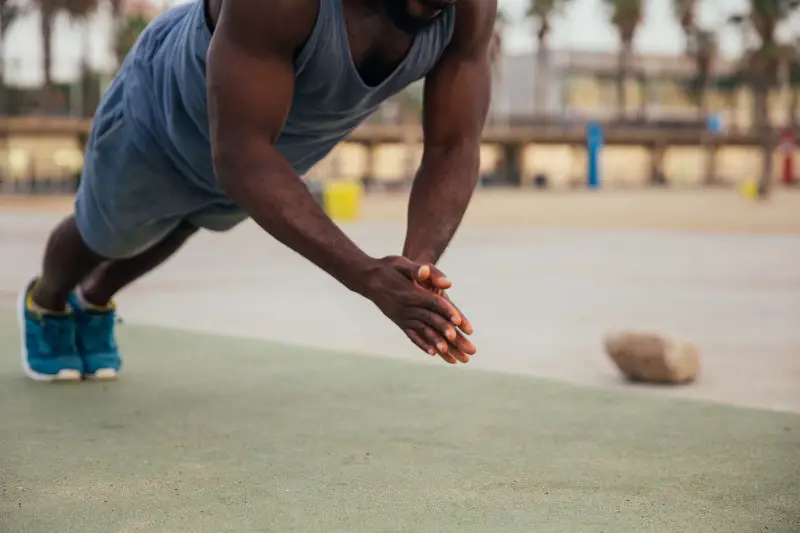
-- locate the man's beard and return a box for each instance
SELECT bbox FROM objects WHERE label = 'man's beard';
[385,0,439,34]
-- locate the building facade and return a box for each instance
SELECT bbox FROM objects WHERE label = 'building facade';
[489,49,798,130]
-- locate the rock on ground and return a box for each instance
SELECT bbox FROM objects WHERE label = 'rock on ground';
[604,332,701,384]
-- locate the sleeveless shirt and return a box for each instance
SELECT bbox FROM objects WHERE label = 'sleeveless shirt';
[121,0,456,197]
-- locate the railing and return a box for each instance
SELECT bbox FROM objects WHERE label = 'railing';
[0,115,790,195]
[0,115,767,145]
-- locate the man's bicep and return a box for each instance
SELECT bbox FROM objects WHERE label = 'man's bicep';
[422,0,496,149]
[206,35,294,161]
[422,52,491,149]
[206,0,314,164]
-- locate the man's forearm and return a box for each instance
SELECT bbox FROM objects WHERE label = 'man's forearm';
[402,143,480,264]
[215,147,376,295]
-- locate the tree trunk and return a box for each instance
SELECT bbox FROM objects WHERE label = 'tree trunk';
[700,75,716,185]
[109,0,124,68]
[640,74,648,119]
[698,73,711,120]
[725,93,738,133]
[80,20,92,116]
[616,40,632,119]
[0,25,5,189]
[534,38,548,118]
[753,83,773,197]
[759,137,774,197]
[0,25,5,116]
[40,8,54,111]
[703,141,717,186]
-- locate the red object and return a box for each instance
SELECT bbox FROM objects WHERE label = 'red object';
[780,128,796,186]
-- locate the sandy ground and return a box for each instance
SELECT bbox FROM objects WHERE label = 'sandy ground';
[1,189,799,412]
[3,188,800,233]
[363,188,800,234]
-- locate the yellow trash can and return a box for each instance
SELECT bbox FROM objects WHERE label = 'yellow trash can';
[323,180,363,221]
[739,179,759,200]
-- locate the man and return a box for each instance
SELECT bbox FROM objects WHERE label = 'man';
[18,0,495,381]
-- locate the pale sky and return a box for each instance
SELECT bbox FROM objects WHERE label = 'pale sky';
[2,0,799,86]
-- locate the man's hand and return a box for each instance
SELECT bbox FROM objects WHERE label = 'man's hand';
[364,257,476,364]
[410,264,473,331]
[410,263,475,364]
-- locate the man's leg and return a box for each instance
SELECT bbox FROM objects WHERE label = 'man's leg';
[30,216,195,311]
[19,211,185,382]
[18,71,191,382]
[78,220,198,307]
[22,217,196,381]
[61,221,198,380]
[17,215,99,381]
[30,216,104,313]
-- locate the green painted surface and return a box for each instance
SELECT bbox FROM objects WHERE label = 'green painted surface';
[1,313,798,532]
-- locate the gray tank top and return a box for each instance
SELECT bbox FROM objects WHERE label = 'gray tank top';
[122,0,456,197]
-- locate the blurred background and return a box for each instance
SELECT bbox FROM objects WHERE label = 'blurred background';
[0,0,798,198]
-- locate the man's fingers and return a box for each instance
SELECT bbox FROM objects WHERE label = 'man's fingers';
[392,257,429,282]
[438,350,458,364]
[414,308,459,343]
[447,346,471,364]
[450,331,476,355]
[443,292,473,334]
[422,292,463,326]
[413,309,475,356]
[414,322,450,356]
[426,265,452,290]
[416,264,431,282]
[404,328,434,355]
[404,322,470,364]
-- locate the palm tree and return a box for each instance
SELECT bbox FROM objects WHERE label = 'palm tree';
[729,0,800,196]
[673,0,695,31]
[0,0,24,109]
[602,0,644,119]
[107,0,127,69]
[35,0,99,110]
[526,0,571,117]
[114,10,151,64]
[673,0,720,185]
[787,38,799,129]
[111,0,160,67]
[689,30,718,118]
[715,70,746,132]
[673,0,717,118]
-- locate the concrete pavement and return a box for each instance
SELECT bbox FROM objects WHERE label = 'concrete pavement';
[1,209,799,412]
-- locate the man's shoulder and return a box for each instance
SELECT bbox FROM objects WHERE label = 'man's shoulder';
[217,0,319,51]
[452,0,497,40]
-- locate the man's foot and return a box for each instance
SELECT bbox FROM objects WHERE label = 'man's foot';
[68,292,122,380]
[17,278,83,382]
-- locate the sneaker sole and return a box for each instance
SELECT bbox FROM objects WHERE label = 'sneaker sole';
[85,369,118,381]
[17,283,82,383]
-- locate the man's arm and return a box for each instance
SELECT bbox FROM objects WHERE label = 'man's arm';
[402,0,496,265]
[207,0,376,294]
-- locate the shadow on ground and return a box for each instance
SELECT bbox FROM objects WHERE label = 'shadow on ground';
[1,314,798,533]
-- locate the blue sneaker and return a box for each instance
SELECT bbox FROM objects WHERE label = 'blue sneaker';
[17,278,83,382]
[68,292,122,380]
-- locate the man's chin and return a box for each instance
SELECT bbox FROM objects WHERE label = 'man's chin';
[385,0,439,34]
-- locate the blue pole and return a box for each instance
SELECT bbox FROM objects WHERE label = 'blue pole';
[586,122,603,189]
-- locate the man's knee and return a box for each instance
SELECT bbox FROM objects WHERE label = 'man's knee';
[174,220,200,239]
[186,208,247,233]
